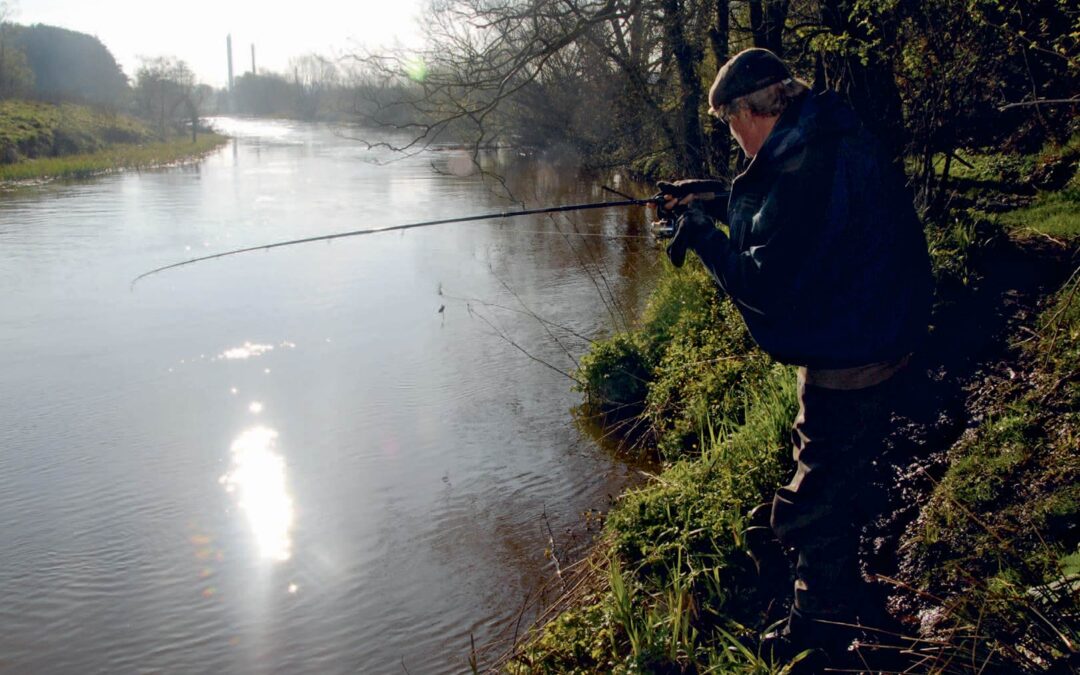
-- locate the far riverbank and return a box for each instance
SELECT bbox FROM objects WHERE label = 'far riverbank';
[0,100,228,183]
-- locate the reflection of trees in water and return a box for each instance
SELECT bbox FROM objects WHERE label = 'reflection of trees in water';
[437,150,661,388]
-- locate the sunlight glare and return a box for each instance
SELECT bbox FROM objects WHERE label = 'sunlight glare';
[405,56,428,83]
[220,426,294,562]
[218,342,274,360]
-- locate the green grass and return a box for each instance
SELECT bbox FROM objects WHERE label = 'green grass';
[575,263,771,460]
[935,134,1079,187]
[996,186,1080,239]
[933,134,1080,239]
[523,231,1079,672]
[0,99,227,182]
[512,367,798,672]
[0,133,228,182]
[0,100,153,161]
[900,283,1080,670]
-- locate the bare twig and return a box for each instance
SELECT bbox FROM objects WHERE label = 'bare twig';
[998,97,1080,112]
[540,506,566,591]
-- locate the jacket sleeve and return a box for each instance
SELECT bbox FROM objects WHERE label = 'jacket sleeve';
[689,143,838,317]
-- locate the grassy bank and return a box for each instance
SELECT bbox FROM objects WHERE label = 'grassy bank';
[0,133,228,182]
[0,100,227,182]
[503,142,1080,672]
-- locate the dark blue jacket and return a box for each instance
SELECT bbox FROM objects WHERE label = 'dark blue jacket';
[689,91,932,369]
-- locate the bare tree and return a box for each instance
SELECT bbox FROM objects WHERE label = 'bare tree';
[346,0,729,177]
[290,52,339,119]
[133,56,198,139]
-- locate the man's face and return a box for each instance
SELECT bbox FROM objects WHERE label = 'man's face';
[728,107,764,157]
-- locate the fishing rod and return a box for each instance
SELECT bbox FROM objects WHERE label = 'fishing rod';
[131,188,665,288]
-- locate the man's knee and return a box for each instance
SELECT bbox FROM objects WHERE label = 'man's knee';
[771,486,834,546]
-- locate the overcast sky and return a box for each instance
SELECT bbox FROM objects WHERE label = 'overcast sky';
[13,0,426,87]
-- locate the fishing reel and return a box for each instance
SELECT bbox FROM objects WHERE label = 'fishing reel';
[649,195,684,240]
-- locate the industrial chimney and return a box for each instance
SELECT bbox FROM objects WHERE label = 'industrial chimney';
[226,34,234,91]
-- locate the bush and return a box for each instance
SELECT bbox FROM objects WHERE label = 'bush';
[575,262,769,459]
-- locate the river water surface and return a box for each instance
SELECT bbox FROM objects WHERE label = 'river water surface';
[0,118,660,673]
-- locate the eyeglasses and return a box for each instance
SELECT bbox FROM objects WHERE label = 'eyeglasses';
[713,103,742,124]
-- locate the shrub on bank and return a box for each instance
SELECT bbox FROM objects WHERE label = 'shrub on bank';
[575,263,769,460]
[513,366,797,672]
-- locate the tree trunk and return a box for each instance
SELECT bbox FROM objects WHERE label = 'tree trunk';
[662,0,706,174]
[707,0,732,176]
[748,0,789,55]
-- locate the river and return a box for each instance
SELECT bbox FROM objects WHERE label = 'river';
[0,118,660,673]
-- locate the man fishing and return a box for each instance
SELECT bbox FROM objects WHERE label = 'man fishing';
[658,48,932,660]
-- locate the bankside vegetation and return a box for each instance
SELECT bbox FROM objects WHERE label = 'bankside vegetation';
[0,98,225,183]
[346,0,1079,672]
[0,103,224,181]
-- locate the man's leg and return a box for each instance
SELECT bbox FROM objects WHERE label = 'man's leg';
[769,372,897,650]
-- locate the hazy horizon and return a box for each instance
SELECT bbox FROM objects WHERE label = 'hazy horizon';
[12,0,426,88]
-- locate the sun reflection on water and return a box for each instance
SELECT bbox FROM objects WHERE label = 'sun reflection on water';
[217,342,274,360]
[220,426,294,562]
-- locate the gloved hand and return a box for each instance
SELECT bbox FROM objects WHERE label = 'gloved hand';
[666,204,714,268]
[656,179,729,210]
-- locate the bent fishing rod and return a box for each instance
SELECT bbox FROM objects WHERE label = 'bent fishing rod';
[131,188,666,288]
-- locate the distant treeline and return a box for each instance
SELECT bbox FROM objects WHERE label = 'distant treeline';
[0,23,127,107]
[0,14,415,132]
[224,55,350,120]
[0,19,217,141]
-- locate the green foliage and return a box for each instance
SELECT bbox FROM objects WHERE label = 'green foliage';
[997,187,1080,239]
[0,99,226,182]
[574,332,651,422]
[0,19,34,99]
[925,136,1079,262]
[608,367,795,590]
[643,291,771,460]
[925,208,1007,296]
[1030,266,1080,386]
[575,263,770,458]
[508,600,612,673]
[133,56,200,138]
